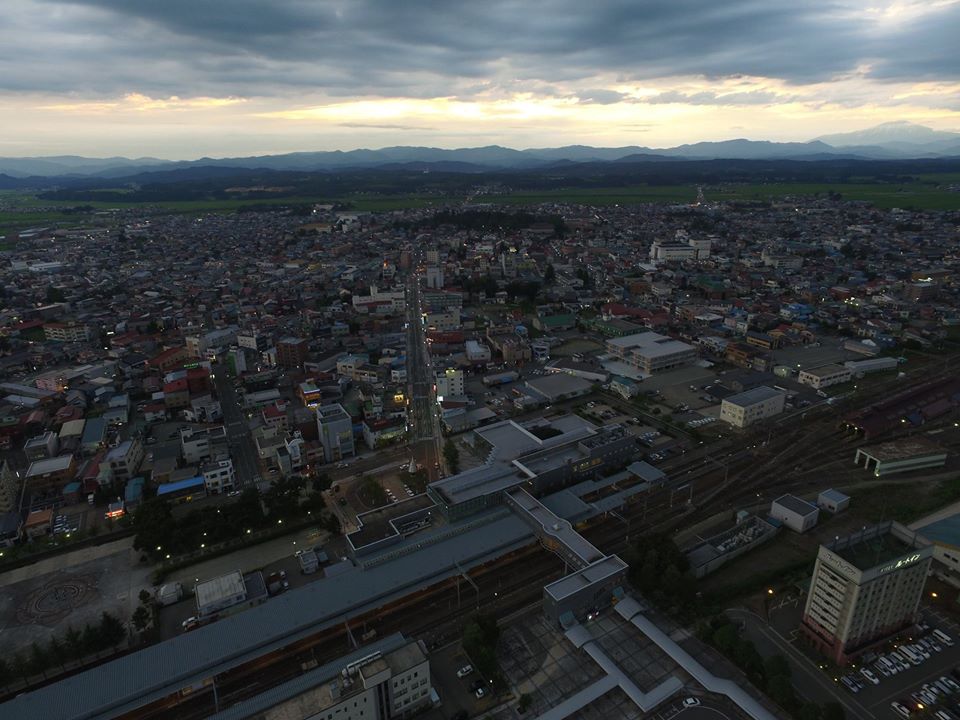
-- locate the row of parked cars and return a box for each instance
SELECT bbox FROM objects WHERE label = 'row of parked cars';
[893,667,960,719]
[842,628,955,696]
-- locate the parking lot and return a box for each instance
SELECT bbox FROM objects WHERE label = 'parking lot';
[827,609,960,720]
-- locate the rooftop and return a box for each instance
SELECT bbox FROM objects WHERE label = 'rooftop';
[773,494,818,517]
[858,436,947,462]
[195,571,246,611]
[724,386,784,407]
[543,554,627,601]
[828,522,927,571]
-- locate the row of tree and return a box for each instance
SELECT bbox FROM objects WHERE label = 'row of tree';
[133,479,337,563]
[700,616,845,720]
[0,611,127,686]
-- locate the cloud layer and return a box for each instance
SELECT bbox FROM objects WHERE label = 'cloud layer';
[1,0,958,156]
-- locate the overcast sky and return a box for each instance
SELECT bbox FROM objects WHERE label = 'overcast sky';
[1,0,959,158]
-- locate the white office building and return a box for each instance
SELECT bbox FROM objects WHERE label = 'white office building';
[798,364,852,390]
[201,458,236,494]
[435,368,464,399]
[318,403,356,463]
[719,386,786,428]
[606,332,696,374]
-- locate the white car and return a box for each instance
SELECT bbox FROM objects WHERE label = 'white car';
[475,687,486,699]
[682,698,701,708]
[859,667,879,685]
[456,665,473,678]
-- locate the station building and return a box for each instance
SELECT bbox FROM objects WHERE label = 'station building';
[801,521,932,665]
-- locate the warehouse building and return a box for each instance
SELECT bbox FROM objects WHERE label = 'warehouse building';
[769,494,819,533]
[798,364,852,390]
[854,437,948,477]
[801,521,932,665]
[719,386,786,428]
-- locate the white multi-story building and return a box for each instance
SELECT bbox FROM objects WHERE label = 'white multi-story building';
[435,368,464,399]
[465,340,491,363]
[606,332,696,374]
[352,285,406,314]
[246,635,431,720]
[719,386,786,428]
[186,326,238,359]
[105,437,144,484]
[43,323,91,343]
[201,458,236,494]
[317,403,355,463]
[801,521,932,665]
[798,364,852,390]
[425,308,460,331]
[180,426,228,465]
[425,265,444,289]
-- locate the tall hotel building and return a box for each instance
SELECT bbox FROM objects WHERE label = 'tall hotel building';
[801,521,932,664]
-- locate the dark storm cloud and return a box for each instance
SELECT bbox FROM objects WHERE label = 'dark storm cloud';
[6,0,960,98]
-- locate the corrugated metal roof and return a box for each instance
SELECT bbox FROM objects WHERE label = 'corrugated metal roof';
[0,512,534,720]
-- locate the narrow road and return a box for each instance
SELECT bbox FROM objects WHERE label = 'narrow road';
[213,371,261,490]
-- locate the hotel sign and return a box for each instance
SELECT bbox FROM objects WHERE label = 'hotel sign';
[879,553,922,575]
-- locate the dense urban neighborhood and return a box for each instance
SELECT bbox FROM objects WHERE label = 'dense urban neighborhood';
[1,191,960,720]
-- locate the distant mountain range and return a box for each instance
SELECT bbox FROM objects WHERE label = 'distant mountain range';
[1,121,958,182]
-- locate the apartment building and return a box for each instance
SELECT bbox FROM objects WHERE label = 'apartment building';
[180,426,228,465]
[43,322,91,343]
[201,458,236,494]
[435,368,464,399]
[801,522,932,664]
[105,438,144,484]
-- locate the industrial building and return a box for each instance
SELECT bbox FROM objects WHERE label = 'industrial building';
[769,494,819,533]
[797,364,852,390]
[853,437,948,477]
[605,332,697,374]
[801,521,932,665]
[719,386,786,428]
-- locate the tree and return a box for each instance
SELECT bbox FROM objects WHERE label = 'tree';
[9,651,29,682]
[45,285,66,303]
[711,623,738,654]
[765,673,797,712]
[132,605,151,634]
[28,641,49,678]
[132,498,176,560]
[138,589,153,606]
[544,264,556,285]
[47,635,66,670]
[797,704,823,720]
[64,625,84,661]
[821,702,845,720]
[443,439,461,474]
[99,611,127,647]
[763,654,791,681]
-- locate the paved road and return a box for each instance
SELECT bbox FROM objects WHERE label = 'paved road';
[214,371,261,491]
[405,259,444,482]
[726,608,873,720]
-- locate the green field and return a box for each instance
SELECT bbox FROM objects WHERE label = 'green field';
[1,175,957,238]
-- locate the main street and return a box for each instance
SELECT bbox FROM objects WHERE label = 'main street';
[213,371,261,491]
[405,255,444,482]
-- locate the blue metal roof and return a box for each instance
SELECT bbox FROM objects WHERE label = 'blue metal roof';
[156,475,205,495]
[918,514,960,548]
[0,511,535,720]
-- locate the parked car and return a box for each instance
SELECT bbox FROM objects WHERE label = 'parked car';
[456,665,473,678]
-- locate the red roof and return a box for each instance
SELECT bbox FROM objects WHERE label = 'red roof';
[163,379,188,393]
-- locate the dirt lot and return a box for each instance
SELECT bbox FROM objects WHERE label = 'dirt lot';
[0,541,151,654]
